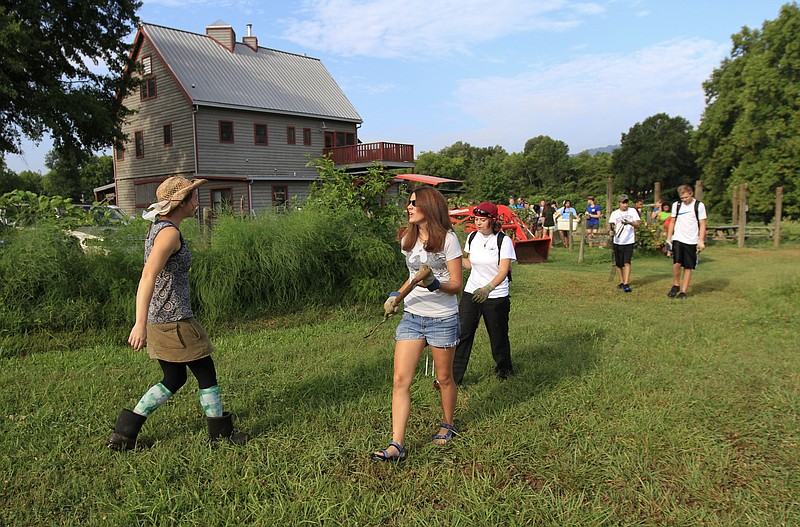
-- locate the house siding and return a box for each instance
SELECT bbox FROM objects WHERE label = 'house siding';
[194,107,356,179]
[115,36,195,213]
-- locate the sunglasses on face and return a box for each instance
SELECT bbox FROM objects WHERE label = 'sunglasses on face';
[408,199,416,206]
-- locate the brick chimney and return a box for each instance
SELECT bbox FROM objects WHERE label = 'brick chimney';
[206,20,235,52]
[243,23,258,52]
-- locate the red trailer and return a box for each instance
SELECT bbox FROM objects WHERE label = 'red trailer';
[449,204,552,263]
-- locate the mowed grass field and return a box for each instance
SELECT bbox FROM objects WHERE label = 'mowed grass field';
[1,244,798,526]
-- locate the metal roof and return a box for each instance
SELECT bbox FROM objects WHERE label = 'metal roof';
[141,23,362,123]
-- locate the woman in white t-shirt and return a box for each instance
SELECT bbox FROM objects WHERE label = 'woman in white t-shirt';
[452,202,516,385]
[372,187,463,461]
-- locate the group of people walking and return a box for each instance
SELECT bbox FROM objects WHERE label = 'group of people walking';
[106,178,705,463]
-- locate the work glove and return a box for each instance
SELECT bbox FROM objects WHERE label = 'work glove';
[383,292,400,316]
[419,273,441,292]
[472,283,495,303]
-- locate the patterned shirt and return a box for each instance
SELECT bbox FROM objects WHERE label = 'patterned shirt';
[145,220,193,324]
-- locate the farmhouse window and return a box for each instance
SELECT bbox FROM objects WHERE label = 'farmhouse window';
[115,146,124,161]
[135,131,144,158]
[254,123,268,145]
[219,121,234,143]
[211,188,233,211]
[287,126,296,145]
[273,185,288,212]
[141,55,152,75]
[303,128,312,146]
[140,77,157,100]
[163,124,172,146]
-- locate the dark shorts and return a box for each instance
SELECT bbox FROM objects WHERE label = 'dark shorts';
[672,240,698,269]
[613,243,634,267]
[586,220,599,229]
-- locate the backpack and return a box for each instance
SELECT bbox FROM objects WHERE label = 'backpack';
[467,231,512,282]
[673,200,702,229]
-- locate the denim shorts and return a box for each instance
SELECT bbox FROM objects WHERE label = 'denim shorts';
[396,311,460,348]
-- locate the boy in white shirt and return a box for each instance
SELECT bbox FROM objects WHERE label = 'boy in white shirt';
[608,194,641,292]
[665,184,707,299]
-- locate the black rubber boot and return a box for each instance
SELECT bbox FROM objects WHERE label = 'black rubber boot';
[206,411,249,445]
[107,409,147,451]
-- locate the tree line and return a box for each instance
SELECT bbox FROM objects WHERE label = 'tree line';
[1,1,798,222]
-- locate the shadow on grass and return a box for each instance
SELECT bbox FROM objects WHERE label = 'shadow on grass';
[689,277,731,295]
[241,355,392,435]
[460,328,603,422]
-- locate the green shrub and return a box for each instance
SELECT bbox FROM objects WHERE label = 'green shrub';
[191,207,405,322]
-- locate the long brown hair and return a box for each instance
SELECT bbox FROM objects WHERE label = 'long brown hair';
[401,186,452,253]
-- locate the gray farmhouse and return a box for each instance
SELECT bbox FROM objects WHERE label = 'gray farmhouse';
[112,20,415,215]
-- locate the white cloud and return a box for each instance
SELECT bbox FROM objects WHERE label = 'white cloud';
[280,0,604,58]
[448,37,728,153]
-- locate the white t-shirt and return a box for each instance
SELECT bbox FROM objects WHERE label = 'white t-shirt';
[464,231,517,298]
[609,208,640,245]
[671,200,707,244]
[402,230,462,318]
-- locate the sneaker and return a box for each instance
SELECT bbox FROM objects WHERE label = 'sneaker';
[622,284,632,293]
[433,379,441,390]
[667,285,680,298]
[617,283,625,290]
[676,292,687,300]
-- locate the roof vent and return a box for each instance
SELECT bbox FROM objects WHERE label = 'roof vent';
[243,23,258,52]
[206,20,235,52]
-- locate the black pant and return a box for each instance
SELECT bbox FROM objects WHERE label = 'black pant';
[158,356,218,394]
[453,293,512,384]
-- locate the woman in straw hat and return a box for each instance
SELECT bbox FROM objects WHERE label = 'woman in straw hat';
[107,176,247,450]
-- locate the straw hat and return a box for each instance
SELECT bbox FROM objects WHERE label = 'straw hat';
[142,176,207,221]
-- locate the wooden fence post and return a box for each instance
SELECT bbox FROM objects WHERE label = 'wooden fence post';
[737,184,747,248]
[568,216,574,252]
[695,180,703,202]
[654,182,661,204]
[606,178,613,229]
[578,216,586,263]
[732,185,739,225]
[775,187,783,247]
[202,207,212,248]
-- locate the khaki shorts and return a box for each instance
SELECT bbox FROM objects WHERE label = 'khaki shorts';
[147,317,213,362]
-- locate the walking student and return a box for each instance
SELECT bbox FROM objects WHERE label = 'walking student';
[452,202,516,384]
[372,187,463,461]
[107,176,248,451]
[608,194,640,292]
[665,184,707,299]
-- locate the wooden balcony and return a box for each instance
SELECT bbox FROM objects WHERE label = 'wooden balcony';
[324,142,415,169]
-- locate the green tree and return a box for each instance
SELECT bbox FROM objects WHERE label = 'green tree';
[40,150,112,201]
[307,156,405,231]
[692,3,800,221]
[415,142,511,203]
[611,113,699,198]
[571,151,612,199]
[516,135,573,193]
[0,157,43,194]
[0,0,140,156]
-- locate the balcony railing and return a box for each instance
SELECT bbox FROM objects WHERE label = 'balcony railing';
[324,142,415,166]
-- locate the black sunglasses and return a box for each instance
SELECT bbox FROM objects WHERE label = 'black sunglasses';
[473,208,494,218]
[408,199,416,206]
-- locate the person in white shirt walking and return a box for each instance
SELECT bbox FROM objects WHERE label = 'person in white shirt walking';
[452,202,517,384]
[608,194,641,293]
[665,184,707,299]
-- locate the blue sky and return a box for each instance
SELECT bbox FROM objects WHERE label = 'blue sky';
[5,0,791,174]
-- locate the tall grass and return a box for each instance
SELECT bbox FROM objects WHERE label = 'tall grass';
[0,208,405,356]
